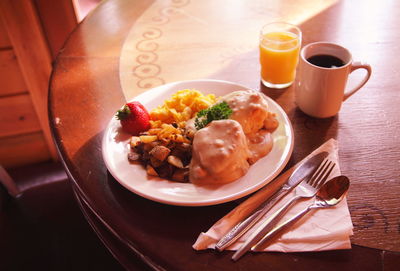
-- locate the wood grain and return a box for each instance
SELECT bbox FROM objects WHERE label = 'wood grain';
[0,0,57,160]
[0,132,50,168]
[0,94,42,137]
[34,0,78,59]
[0,49,27,96]
[0,17,10,48]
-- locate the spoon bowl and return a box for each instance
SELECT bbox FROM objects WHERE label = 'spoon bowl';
[312,175,350,208]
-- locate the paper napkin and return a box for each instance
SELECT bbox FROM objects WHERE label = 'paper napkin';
[193,138,353,252]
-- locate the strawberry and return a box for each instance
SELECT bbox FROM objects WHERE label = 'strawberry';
[116,102,150,135]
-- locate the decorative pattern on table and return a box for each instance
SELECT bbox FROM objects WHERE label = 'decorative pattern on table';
[132,0,190,90]
[120,0,338,101]
[133,27,164,88]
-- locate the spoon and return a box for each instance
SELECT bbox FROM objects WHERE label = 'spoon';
[247,175,350,254]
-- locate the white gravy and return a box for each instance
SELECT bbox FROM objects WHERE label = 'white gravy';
[189,90,278,185]
[247,130,273,164]
[189,120,250,185]
[222,90,270,135]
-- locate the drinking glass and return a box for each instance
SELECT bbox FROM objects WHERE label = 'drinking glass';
[259,22,302,89]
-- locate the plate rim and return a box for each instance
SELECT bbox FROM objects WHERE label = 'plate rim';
[102,79,294,206]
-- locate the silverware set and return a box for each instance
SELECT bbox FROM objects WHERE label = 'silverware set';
[215,152,350,261]
[250,175,349,253]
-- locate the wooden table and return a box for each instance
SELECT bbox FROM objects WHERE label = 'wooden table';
[49,0,400,270]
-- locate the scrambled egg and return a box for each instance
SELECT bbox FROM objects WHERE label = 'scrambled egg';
[147,89,217,142]
[150,89,216,124]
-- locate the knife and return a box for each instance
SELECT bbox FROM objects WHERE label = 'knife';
[215,151,328,252]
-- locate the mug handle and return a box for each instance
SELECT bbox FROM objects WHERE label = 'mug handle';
[343,62,372,101]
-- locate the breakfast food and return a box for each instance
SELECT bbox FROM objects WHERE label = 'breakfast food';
[122,88,278,184]
[222,90,274,134]
[116,102,150,135]
[126,89,217,182]
[129,138,192,182]
[189,90,278,185]
[222,90,278,164]
[149,89,216,141]
[190,119,250,185]
[150,89,216,124]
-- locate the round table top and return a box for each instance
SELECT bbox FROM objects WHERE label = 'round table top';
[49,0,400,270]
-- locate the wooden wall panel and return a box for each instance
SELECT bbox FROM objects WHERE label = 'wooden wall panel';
[0,132,50,168]
[0,49,27,96]
[34,0,77,59]
[0,18,11,48]
[0,94,42,137]
[0,0,79,168]
[0,0,58,161]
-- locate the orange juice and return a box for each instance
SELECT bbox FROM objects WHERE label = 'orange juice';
[259,31,300,87]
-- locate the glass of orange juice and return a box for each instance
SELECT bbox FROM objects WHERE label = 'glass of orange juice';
[259,22,302,89]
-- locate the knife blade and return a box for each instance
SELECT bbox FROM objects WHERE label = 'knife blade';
[216,151,328,252]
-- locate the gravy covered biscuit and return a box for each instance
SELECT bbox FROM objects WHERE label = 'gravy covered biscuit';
[189,90,279,185]
[221,90,277,135]
[190,120,250,185]
[222,90,278,164]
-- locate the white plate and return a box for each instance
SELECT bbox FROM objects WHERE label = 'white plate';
[102,79,293,206]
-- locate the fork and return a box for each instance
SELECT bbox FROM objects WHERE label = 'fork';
[265,158,336,226]
[231,158,335,261]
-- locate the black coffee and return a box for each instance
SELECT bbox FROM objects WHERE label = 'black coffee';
[307,54,345,68]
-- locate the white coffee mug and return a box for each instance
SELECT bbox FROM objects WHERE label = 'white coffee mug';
[295,42,372,118]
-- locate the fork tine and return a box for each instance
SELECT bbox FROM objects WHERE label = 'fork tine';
[308,159,335,187]
[313,161,335,188]
[308,159,328,186]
